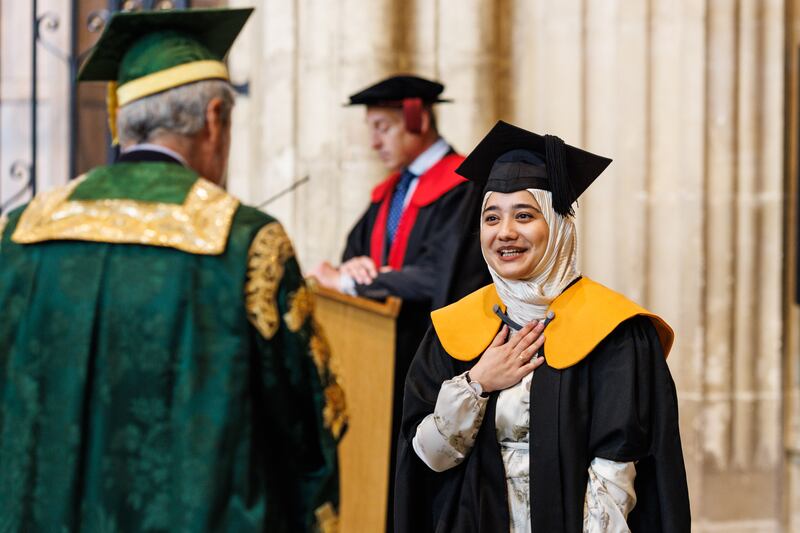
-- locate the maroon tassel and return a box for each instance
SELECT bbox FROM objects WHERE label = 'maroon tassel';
[403,97,423,134]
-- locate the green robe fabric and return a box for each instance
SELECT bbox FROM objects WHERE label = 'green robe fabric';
[0,161,340,532]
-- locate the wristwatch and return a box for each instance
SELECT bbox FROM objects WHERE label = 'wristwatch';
[465,371,486,397]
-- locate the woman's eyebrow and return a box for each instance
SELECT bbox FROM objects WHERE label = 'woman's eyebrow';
[482,205,499,214]
[514,203,541,212]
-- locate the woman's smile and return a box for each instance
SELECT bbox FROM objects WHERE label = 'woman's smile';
[495,246,529,261]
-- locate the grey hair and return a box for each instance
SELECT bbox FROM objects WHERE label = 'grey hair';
[117,79,236,145]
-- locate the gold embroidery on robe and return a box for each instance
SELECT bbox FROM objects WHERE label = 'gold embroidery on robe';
[323,381,347,440]
[284,285,314,332]
[310,322,347,440]
[11,177,238,255]
[244,222,295,340]
[314,501,339,533]
[310,326,332,375]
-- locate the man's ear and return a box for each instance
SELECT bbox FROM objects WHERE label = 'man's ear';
[205,96,226,141]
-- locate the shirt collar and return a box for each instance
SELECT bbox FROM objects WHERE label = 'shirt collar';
[407,137,451,176]
[122,143,190,168]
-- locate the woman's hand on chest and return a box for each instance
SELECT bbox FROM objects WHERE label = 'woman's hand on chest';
[468,321,546,394]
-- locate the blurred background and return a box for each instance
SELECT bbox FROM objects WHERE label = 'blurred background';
[1,0,798,530]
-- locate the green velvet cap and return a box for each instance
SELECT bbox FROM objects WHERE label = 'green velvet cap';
[77,7,253,84]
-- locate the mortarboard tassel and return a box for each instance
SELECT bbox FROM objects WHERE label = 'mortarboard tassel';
[403,97,423,134]
[545,134,576,217]
[106,81,119,145]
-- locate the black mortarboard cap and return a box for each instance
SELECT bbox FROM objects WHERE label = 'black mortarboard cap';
[455,121,612,217]
[347,75,451,134]
[347,75,451,106]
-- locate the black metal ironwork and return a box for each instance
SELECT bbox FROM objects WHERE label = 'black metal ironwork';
[1,161,34,214]
[69,1,80,183]
[30,0,39,199]
[1,0,191,215]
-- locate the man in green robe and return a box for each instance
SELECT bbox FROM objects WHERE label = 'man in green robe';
[0,8,343,533]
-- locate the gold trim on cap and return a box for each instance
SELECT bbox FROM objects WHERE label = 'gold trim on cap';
[117,59,230,106]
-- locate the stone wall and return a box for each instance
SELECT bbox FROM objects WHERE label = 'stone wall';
[784,1,800,531]
[227,1,789,530]
[0,0,794,529]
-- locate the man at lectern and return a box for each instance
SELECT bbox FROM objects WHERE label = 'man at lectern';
[0,8,342,532]
[309,74,489,528]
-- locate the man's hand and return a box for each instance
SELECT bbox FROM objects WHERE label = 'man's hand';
[308,261,342,290]
[340,256,378,285]
[468,321,546,393]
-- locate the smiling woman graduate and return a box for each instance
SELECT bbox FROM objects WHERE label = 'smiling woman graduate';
[393,121,691,533]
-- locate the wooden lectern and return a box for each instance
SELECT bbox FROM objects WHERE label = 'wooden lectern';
[310,284,401,533]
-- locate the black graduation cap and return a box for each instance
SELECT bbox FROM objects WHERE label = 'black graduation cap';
[347,75,451,133]
[455,121,612,217]
[347,75,451,106]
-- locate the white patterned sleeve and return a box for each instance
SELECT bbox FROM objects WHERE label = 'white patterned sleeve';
[411,372,488,473]
[583,458,637,533]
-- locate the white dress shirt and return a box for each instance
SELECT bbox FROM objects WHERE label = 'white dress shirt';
[121,143,190,167]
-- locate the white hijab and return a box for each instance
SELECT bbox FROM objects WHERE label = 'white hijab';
[481,189,580,324]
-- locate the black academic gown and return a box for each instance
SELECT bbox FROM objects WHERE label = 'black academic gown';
[344,180,489,425]
[394,316,691,533]
[343,169,489,531]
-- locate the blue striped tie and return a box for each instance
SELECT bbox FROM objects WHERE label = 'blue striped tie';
[386,169,416,245]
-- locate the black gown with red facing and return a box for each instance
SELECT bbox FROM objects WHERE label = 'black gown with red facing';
[342,152,490,527]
